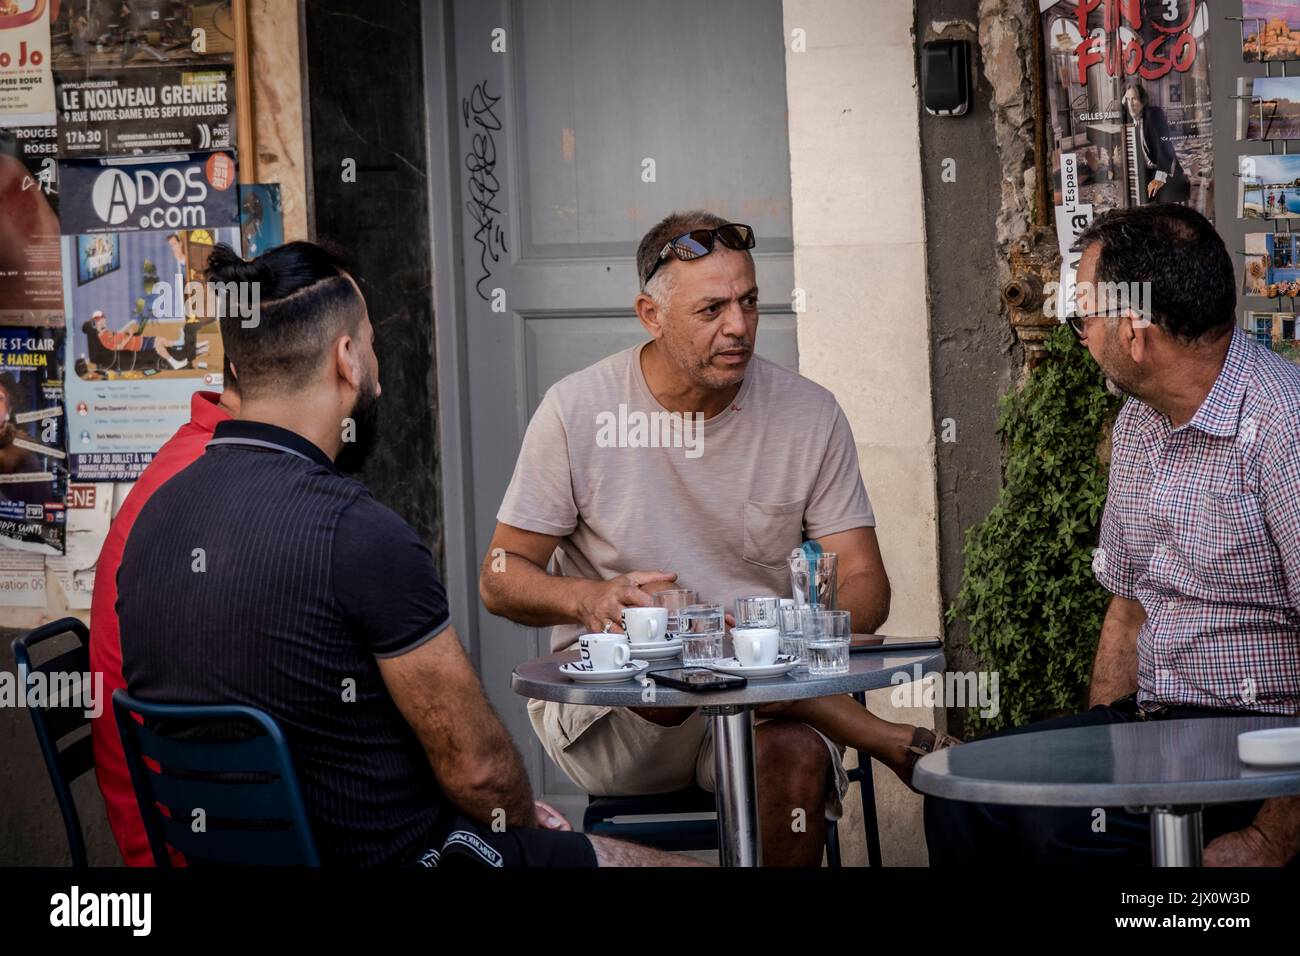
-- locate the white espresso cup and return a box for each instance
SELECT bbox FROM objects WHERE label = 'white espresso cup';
[621,606,669,643]
[732,627,780,667]
[577,633,631,671]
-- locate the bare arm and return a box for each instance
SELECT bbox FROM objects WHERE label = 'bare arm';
[813,526,890,633]
[479,521,676,633]
[378,625,534,828]
[1088,594,1146,707]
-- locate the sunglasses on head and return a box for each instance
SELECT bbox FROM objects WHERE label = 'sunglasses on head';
[643,223,756,286]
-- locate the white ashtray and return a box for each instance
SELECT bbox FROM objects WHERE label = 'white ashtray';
[1237,727,1300,767]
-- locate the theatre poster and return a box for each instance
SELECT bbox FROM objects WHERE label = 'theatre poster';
[1041,0,1213,317]
[0,324,66,553]
[0,123,62,327]
[58,151,238,481]
[0,0,56,126]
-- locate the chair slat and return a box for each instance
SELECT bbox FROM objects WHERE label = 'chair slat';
[40,699,92,742]
[134,720,281,774]
[27,644,90,679]
[147,770,296,821]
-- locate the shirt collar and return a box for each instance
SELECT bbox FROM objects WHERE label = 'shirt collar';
[189,391,233,435]
[207,419,336,471]
[1184,327,1253,438]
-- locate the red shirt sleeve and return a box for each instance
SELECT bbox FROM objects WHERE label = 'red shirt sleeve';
[89,395,230,865]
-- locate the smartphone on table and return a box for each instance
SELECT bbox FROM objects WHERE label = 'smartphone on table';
[647,668,747,691]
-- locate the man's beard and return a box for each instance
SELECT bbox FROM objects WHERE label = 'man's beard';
[1098,333,1145,401]
[665,335,752,391]
[336,378,381,474]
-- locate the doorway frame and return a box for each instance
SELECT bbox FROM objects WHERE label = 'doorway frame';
[421,0,481,666]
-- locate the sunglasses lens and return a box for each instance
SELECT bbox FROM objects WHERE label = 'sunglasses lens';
[672,232,713,260]
[717,224,755,250]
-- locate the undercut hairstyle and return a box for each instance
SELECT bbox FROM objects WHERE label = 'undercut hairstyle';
[636,210,746,294]
[222,354,239,394]
[1076,205,1235,342]
[207,241,364,397]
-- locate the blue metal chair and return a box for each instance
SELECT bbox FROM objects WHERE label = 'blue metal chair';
[112,690,321,866]
[584,690,885,866]
[11,618,96,867]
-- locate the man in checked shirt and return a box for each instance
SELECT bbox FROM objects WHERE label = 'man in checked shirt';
[927,204,1300,866]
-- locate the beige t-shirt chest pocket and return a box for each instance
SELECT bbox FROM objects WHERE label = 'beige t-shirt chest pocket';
[743,499,806,570]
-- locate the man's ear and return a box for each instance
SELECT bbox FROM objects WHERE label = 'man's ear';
[1125,310,1150,364]
[334,334,363,391]
[635,292,664,340]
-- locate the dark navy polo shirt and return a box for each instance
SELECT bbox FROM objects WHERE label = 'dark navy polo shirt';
[116,419,453,865]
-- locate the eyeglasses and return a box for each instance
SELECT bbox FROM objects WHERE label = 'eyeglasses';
[1067,310,1140,340]
[1068,311,1102,339]
[642,223,756,286]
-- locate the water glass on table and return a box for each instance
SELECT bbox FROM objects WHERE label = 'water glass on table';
[801,608,851,676]
[653,588,700,637]
[734,595,782,629]
[679,604,725,665]
[777,601,822,666]
[788,550,839,609]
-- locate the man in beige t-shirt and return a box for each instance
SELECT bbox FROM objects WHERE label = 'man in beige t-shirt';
[482,211,924,866]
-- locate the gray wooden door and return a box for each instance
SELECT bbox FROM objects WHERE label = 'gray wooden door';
[434,0,796,818]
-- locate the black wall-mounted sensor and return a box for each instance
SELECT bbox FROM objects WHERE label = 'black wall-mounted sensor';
[922,39,970,117]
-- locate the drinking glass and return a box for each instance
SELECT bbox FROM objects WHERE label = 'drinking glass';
[654,588,700,637]
[734,595,781,629]
[778,601,823,664]
[680,632,725,666]
[789,550,839,609]
[801,608,851,676]
[678,605,725,665]
[679,604,724,635]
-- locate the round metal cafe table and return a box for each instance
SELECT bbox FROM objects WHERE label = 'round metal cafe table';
[512,647,945,866]
[912,715,1300,866]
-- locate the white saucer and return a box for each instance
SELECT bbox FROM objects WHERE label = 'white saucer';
[1238,727,1300,766]
[628,638,683,661]
[560,660,651,683]
[708,655,800,679]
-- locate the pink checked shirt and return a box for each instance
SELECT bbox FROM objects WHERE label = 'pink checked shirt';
[1096,328,1300,714]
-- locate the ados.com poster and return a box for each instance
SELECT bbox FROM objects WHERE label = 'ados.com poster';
[57,152,236,480]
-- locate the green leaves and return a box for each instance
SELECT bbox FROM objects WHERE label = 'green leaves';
[951,324,1121,731]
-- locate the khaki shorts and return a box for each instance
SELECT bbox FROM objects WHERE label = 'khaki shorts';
[527,698,849,819]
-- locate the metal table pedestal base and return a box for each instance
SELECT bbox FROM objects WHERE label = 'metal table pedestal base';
[706,705,760,867]
[1149,806,1203,867]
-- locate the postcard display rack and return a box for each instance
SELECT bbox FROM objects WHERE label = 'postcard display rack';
[1234,8,1300,347]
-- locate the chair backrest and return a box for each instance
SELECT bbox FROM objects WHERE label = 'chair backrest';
[112,690,320,867]
[11,618,95,867]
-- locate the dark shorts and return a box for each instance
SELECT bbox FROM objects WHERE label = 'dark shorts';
[411,816,597,868]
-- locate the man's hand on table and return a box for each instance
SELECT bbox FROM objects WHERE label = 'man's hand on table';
[574,570,677,633]
[574,569,736,726]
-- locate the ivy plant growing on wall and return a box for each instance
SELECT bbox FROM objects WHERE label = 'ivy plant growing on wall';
[950,323,1122,732]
